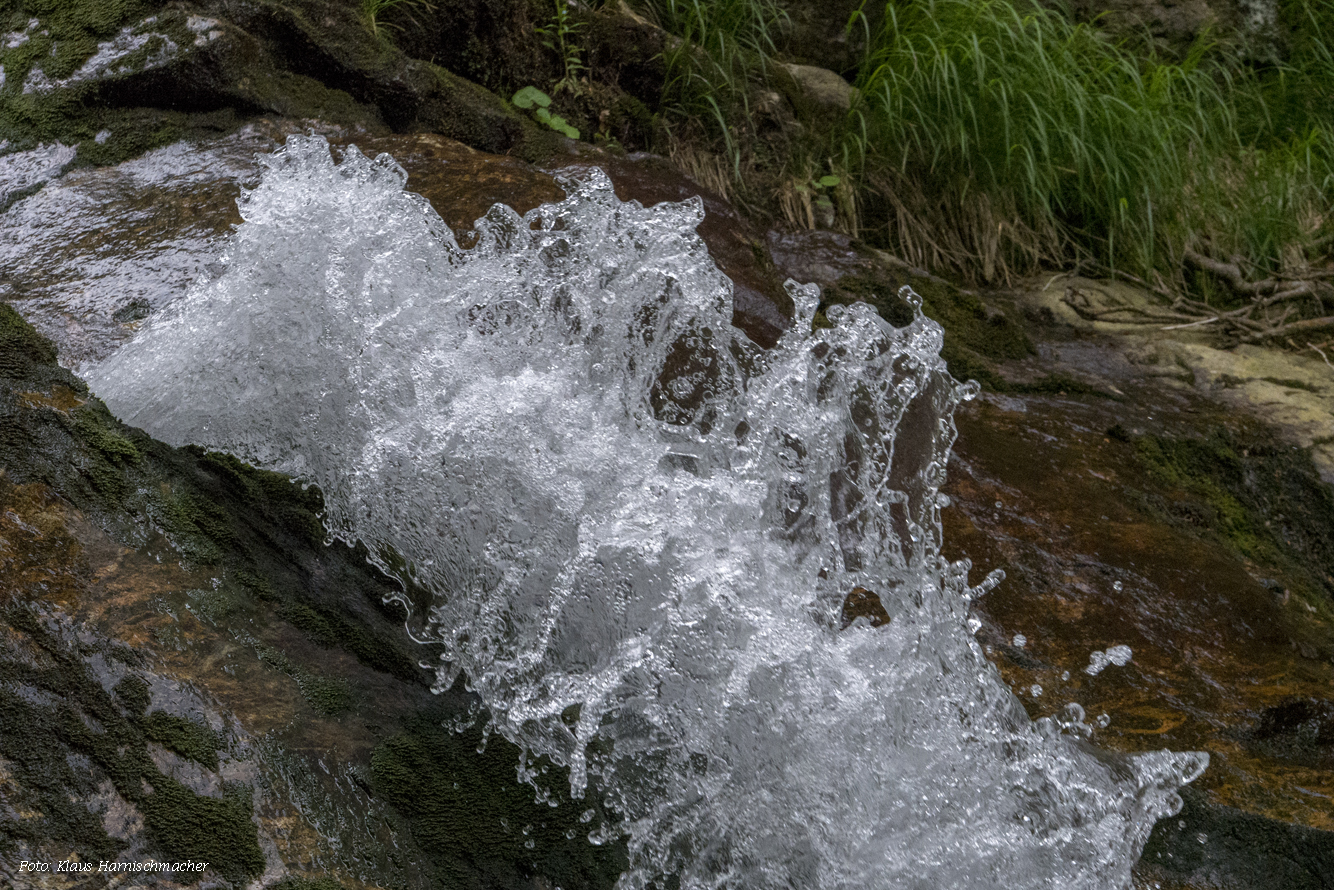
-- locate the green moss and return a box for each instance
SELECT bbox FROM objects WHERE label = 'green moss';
[232,568,276,601]
[113,674,151,716]
[186,585,249,626]
[0,302,58,376]
[0,606,262,881]
[815,271,1034,387]
[141,778,264,882]
[1126,428,1334,602]
[142,710,223,771]
[147,486,236,565]
[1010,372,1118,398]
[193,448,326,548]
[72,407,141,464]
[296,673,354,717]
[278,600,338,646]
[371,711,627,890]
[0,0,165,90]
[252,641,354,717]
[253,641,295,675]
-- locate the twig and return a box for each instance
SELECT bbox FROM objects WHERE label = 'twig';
[1240,315,1334,344]
[1162,316,1219,330]
[1061,288,1193,323]
[1297,339,1333,371]
[1106,267,1176,302]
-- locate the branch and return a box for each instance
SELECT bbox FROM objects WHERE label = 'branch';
[1240,315,1334,344]
[1183,248,1279,297]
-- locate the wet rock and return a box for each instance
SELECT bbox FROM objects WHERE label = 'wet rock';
[1139,787,1334,890]
[1248,698,1334,770]
[0,0,556,171]
[1,128,796,365]
[341,132,565,236]
[840,586,891,629]
[772,0,869,77]
[1255,698,1334,743]
[0,304,627,887]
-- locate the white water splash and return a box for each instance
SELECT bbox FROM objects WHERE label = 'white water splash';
[89,135,1206,890]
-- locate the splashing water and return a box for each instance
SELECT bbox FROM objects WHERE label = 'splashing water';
[89,136,1206,890]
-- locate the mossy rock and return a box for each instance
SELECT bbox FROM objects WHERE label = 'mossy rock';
[1141,786,1334,888]
[141,779,264,882]
[815,270,1035,387]
[0,302,59,378]
[143,710,223,771]
[371,709,628,890]
[271,878,350,890]
[0,607,263,881]
[1123,425,1334,605]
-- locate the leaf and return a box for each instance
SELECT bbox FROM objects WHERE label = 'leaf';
[817,175,841,188]
[512,86,552,110]
[535,107,553,123]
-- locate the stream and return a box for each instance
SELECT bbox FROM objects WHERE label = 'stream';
[2,130,1331,890]
[82,134,1209,890]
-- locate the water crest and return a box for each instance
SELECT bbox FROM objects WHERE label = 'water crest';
[89,135,1205,890]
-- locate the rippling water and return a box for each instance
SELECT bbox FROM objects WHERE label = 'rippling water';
[89,135,1206,890]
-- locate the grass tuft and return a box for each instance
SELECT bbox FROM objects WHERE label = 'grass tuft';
[631,0,1333,295]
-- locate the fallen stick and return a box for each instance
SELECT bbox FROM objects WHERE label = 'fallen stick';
[1241,315,1334,343]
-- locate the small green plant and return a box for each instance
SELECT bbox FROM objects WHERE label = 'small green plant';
[512,86,580,139]
[537,0,587,95]
[802,174,841,215]
[360,0,434,39]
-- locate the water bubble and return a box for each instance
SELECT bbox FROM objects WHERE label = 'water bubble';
[1085,644,1132,676]
[1012,633,1027,648]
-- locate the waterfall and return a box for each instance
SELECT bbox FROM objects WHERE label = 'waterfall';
[89,135,1205,890]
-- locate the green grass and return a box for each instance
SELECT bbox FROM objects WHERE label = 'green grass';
[636,0,788,183]
[359,0,433,38]
[848,0,1237,280]
[631,0,1334,290]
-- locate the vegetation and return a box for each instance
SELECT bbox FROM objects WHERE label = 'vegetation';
[514,85,581,138]
[370,710,627,890]
[537,0,587,94]
[360,0,434,38]
[627,0,1334,346]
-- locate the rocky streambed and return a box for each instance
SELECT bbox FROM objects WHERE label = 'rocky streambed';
[3,2,1334,888]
